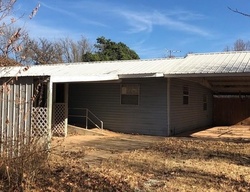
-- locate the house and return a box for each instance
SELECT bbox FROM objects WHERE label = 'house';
[1,51,250,146]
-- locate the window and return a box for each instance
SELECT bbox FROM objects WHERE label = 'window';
[121,84,140,105]
[203,94,207,111]
[183,86,189,105]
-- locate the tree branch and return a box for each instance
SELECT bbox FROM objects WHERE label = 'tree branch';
[228,6,250,17]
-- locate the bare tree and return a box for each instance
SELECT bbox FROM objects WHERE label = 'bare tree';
[59,36,93,63]
[21,38,63,65]
[224,39,250,52]
[0,26,29,59]
[0,1,40,65]
[234,39,247,51]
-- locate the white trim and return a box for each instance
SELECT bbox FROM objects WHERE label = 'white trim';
[119,73,164,79]
[50,75,119,83]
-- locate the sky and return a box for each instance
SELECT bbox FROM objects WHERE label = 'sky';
[13,0,250,59]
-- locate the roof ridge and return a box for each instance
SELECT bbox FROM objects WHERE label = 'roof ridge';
[25,57,184,67]
[187,51,250,56]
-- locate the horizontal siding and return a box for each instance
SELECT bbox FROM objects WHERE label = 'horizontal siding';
[170,78,213,134]
[68,78,168,136]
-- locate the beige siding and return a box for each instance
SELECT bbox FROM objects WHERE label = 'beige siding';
[170,78,213,134]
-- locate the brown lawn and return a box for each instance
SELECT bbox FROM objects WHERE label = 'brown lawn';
[1,126,249,191]
[33,126,250,192]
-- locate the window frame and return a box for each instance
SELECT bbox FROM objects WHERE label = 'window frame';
[183,86,189,105]
[203,94,208,111]
[120,84,140,105]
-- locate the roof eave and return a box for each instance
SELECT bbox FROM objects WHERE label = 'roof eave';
[164,72,250,78]
[50,75,119,83]
[119,73,164,79]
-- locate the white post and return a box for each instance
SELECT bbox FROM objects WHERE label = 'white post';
[47,79,53,141]
[86,109,88,129]
[64,83,68,137]
[167,78,171,136]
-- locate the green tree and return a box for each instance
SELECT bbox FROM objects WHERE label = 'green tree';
[82,36,139,61]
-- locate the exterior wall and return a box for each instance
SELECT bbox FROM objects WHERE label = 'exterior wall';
[0,77,34,154]
[169,78,213,135]
[68,78,168,136]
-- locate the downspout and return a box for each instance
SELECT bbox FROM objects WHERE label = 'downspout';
[167,77,171,136]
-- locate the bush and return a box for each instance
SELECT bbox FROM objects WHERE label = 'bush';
[0,136,50,191]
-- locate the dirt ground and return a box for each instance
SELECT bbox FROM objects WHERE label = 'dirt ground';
[1,125,249,191]
[52,128,166,167]
[52,125,250,167]
[37,125,250,191]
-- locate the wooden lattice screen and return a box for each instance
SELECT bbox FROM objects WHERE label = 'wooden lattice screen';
[31,107,49,137]
[52,103,66,136]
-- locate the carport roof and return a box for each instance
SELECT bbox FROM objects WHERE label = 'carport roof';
[166,51,250,77]
[1,51,250,82]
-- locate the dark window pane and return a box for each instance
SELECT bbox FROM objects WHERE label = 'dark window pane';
[121,95,139,105]
[183,96,189,105]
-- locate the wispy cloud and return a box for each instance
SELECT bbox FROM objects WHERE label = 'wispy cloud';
[166,9,206,21]
[40,1,107,27]
[116,9,211,37]
[40,2,75,17]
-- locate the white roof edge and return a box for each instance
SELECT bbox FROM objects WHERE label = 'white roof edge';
[51,75,119,83]
[164,72,250,78]
[118,73,164,78]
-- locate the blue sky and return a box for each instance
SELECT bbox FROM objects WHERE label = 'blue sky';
[15,0,250,59]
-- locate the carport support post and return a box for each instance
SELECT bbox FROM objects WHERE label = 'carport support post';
[86,109,88,129]
[64,83,68,137]
[167,77,171,136]
[47,79,53,141]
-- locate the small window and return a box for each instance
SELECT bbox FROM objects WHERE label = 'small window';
[203,95,207,111]
[183,86,189,105]
[121,84,139,105]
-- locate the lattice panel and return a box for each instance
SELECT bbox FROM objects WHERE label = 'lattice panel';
[52,103,66,136]
[31,107,49,137]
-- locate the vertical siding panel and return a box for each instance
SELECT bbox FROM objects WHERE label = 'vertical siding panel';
[0,77,33,156]
[69,78,168,136]
[0,84,3,153]
[170,78,213,134]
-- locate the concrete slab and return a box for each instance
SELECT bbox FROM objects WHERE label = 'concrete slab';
[178,125,250,140]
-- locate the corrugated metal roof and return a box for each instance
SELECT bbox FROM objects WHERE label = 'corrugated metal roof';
[1,51,250,82]
[166,51,250,76]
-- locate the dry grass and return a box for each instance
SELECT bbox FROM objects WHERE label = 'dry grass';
[1,135,249,191]
[8,136,248,192]
[0,137,49,191]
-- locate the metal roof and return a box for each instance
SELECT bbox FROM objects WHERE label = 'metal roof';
[165,51,250,77]
[1,51,250,82]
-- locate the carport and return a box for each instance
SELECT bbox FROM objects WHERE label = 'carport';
[165,51,250,127]
[208,76,250,125]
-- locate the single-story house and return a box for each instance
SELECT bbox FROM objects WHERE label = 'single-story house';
[1,51,250,147]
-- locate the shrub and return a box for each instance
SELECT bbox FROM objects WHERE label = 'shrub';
[0,136,50,191]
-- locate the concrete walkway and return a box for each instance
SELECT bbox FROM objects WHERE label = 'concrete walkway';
[179,125,250,140]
